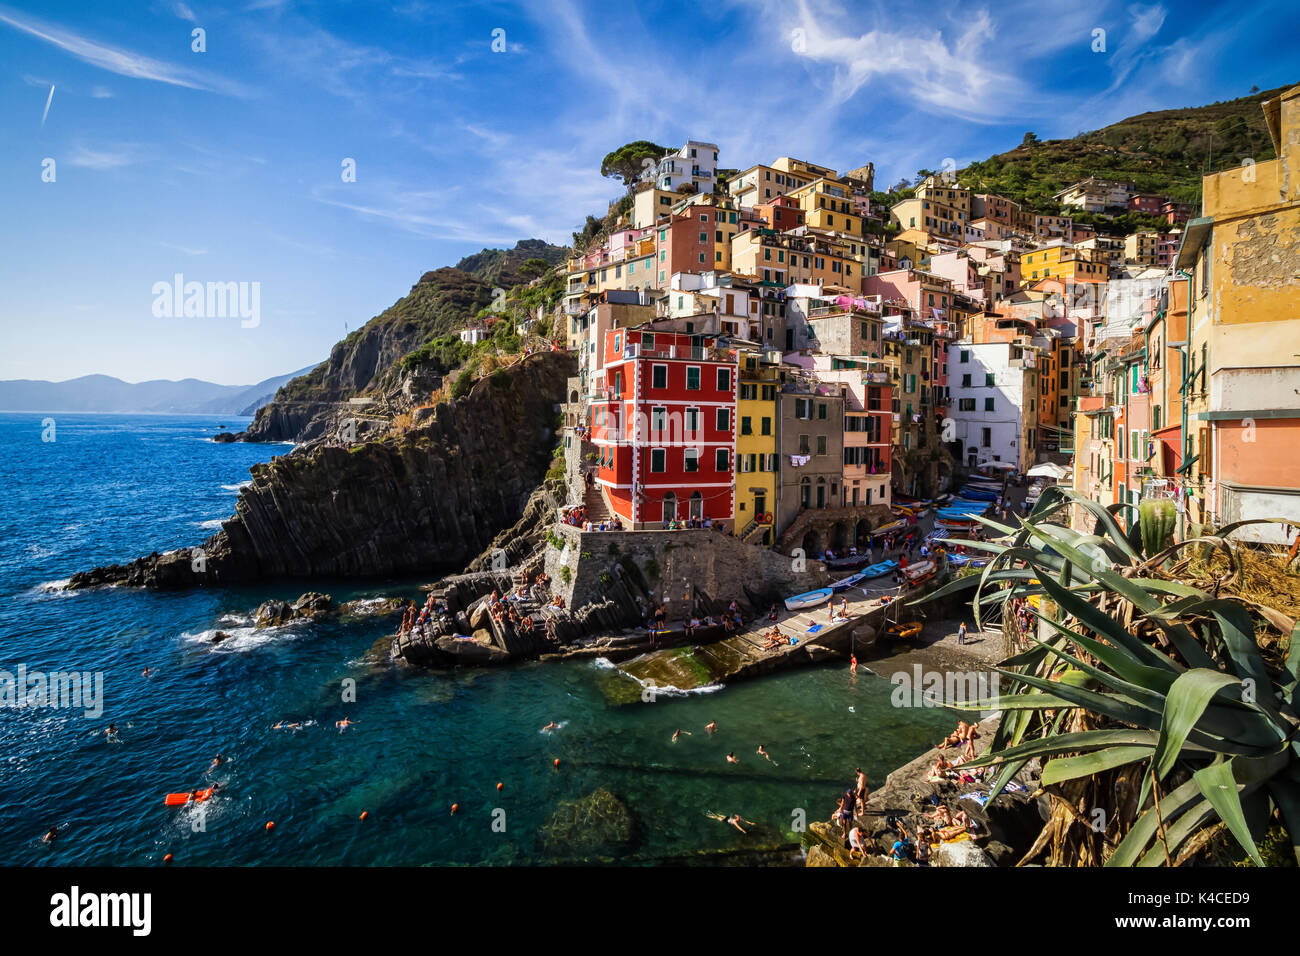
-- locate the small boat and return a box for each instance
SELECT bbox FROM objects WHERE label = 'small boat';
[861,559,898,578]
[885,622,923,641]
[902,560,936,586]
[873,519,907,534]
[825,553,869,570]
[829,571,868,591]
[784,587,833,611]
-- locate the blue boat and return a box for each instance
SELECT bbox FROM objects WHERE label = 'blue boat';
[829,571,868,591]
[784,587,833,611]
[860,559,898,578]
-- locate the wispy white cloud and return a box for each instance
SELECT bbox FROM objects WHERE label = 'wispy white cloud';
[67,145,138,169]
[159,241,208,256]
[173,2,197,23]
[40,83,54,128]
[0,6,252,97]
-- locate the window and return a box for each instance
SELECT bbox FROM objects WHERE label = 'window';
[651,406,667,431]
[817,403,827,420]
[959,398,975,411]
[960,349,970,363]
[717,368,732,391]
[961,373,971,387]
[761,416,772,436]
[985,397,995,412]
[716,408,730,431]
[686,366,700,390]
[741,416,752,435]
[716,448,729,471]
[981,427,992,448]
[651,449,666,472]
[798,434,810,455]
[684,449,699,472]
[816,435,827,456]
[986,373,995,387]
[685,407,700,432]
[652,365,667,388]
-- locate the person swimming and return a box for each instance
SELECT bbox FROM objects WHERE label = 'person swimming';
[141,667,152,678]
[42,825,59,844]
[271,720,302,731]
[208,754,224,773]
[103,723,119,741]
[335,717,356,733]
[705,721,718,734]
[726,752,737,764]
[672,729,691,742]
[542,722,559,733]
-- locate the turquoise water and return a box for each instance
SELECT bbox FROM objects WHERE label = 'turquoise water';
[0,413,955,865]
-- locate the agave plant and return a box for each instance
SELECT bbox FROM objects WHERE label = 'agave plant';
[919,485,1299,866]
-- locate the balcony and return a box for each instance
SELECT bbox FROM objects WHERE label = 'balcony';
[625,343,715,361]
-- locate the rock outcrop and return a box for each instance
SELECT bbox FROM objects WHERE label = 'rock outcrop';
[67,352,575,589]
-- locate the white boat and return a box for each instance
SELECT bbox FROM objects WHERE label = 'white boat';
[784,587,833,611]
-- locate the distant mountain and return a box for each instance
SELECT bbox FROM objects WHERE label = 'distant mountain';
[956,83,1292,215]
[0,365,320,415]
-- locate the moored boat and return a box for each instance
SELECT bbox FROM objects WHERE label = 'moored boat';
[784,587,833,611]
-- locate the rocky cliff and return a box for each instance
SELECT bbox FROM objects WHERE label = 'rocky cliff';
[69,351,575,589]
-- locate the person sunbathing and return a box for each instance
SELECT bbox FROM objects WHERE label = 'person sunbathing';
[937,721,970,749]
[927,804,953,827]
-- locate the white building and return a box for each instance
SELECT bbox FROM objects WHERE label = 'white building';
[643,140,719,194]
[947,341,1039,471]
[459,327,487,345]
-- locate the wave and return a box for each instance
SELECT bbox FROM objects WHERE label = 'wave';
[194,519,226,530]
[181,617,308,653]
[220,482,251,492]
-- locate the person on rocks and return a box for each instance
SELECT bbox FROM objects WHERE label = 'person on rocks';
[768,603,779,623]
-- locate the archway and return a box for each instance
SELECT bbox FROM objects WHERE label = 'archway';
[831,520,850,551]
[689,491,703,520]
[800,529,824,558]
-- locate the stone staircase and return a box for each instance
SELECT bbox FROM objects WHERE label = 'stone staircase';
[581,476,612,523]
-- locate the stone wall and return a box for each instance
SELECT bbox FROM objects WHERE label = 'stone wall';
[545,524,828,621]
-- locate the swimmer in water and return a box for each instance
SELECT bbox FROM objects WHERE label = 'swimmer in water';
[727,814,755,834]
[335,717,356,733]
[542,722,559,732]
[209,754,224,773]
[726,752,738,764]
[104,723,118,738]
[142,667,152,678]
[705,721,718,734]
[757,745,774,763]
[672,729,692,742]
[272,721,302,731]
[42,826,59,844]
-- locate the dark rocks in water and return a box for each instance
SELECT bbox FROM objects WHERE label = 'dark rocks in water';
[538,788,634,855]
[66,352,575,589]
[292,591,333,617]
[338,597,405,619]
[212,432,237,443]
[254,600,296,628]
[211,631,232,644]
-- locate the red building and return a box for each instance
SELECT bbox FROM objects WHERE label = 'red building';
[592,327,738,528]
[653,203,723,284]
[754,194,805,232]
[1129,194,1164,215]
[1161,199,1194,225]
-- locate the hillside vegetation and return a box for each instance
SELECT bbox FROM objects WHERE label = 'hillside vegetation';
[958,84,1290,214]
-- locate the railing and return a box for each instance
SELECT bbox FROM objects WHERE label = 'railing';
[625,343,714,361]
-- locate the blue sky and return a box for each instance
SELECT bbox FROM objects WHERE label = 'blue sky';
[3,0,1297,385]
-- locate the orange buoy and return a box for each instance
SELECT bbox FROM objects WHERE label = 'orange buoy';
[163,853,173,864]
[553,758,561,768]
[450,803,459,815]
[265,821,275,832]
[359,811,368,820]
[496,782,504,791]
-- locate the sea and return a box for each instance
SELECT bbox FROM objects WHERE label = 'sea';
[0,412,955,866]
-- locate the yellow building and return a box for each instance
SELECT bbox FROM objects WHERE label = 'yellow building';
[1175,83,1300,542]
[730,229,860,288]
[736,352,782,545]
[787,178,864,237]
[1021,242,1109,282]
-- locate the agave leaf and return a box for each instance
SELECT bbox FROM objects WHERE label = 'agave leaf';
[1192,759,1265,866]
[1153,670,1243,782]
[1028,563,1183,672]
[1030,609,1177,693]
[1022,523,1160,615]
[1107,775,1204,867]
[1136,795,1219,866]
[1284,622,1300,705]
[1265,777,1300,865]
[1043,746,1153,785]
[1210,605,1272,694]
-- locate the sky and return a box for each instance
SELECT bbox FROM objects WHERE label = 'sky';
[2,0,1298,386]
